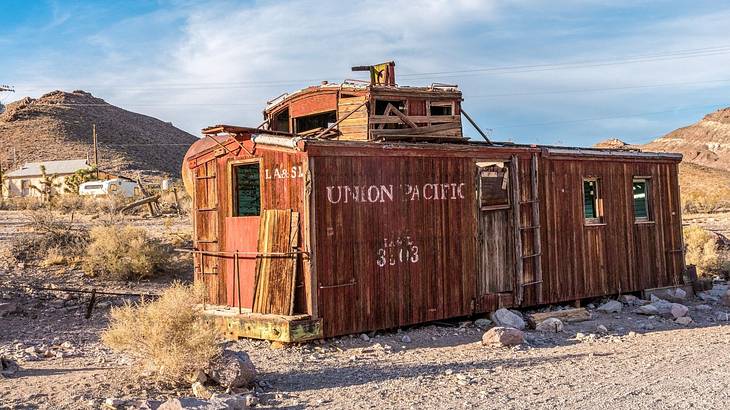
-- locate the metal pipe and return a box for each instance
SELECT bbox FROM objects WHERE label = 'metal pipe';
[460,109,492,144]
[235,251,242,315]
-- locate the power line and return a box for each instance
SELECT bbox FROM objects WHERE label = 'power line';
[399,45,730,79]
[493,103,726,130]
[11,44,730,91]
[467,78,730,99]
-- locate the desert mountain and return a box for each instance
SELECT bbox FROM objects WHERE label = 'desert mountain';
[642,108,730,171]
[0,90,198,178]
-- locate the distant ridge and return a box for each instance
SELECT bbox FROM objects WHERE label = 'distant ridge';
[0,90,198,178]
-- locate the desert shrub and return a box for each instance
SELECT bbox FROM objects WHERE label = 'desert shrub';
[82,225,171,280]
[42,247,68,267]
[684,225,730,277]
[102,283,220,386]
[11,211,89,263]
[2,196,45,211]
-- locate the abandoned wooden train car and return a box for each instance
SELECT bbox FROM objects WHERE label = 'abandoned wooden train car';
[183,126,685,342]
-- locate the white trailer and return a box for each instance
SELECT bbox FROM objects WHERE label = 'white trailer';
[79,179,138,198]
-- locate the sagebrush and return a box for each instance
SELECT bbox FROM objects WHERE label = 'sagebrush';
[102,283,220,386]
[82,225,170,280]
[11,211,88,263]
[684,225,730,277]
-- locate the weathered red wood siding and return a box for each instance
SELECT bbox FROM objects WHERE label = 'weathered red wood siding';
[530,154,684,307]
[189,140,311,310]
[310,153,480,337]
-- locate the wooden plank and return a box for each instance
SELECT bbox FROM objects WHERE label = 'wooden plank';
[509,156,524,305]
[527,308,592,327]
[370,122,461,136]
[252,209,300,315]
[204,310,322,342]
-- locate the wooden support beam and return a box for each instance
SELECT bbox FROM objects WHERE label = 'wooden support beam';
[461,108,492,144]
[383,103,417,128]
[527,308,592,328]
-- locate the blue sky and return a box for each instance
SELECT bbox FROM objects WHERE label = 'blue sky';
[2,0,730,146]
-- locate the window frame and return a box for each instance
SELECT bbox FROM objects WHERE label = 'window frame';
[632,176,652,223]
[228,158,263,217]
[476,161,511,211]
[582,177,603,225]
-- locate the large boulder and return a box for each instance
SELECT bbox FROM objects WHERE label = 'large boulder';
[490,308,525,330]
[482,327,524,347]
[207,349,256,389]
[535,318,564,333]
[670,303,689,319]
[635,304,659,316]
[597,300,622,313]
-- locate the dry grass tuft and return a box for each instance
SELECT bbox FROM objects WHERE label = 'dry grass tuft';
[684,225,730,277]
[680,163,730,213]
[102,283,220,386]
[82,225,170,280]
[11,211,88,263]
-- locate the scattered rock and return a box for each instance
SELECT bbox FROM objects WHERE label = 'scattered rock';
[575,332,597,342]
[60,341,73,349]
[208,349,256,389]
[597,300,622,313]
[189,369,208,384]
[474,318,493,330]
[102,398,127,410]
[618,295,639,305]
[716,312,730,322]
[192,382,212,400]
[482,327,524,347]
[359,334,370,342]
[401,335,412,343]
[490,308,525,330]
[209,393,247,409]
[244,394,259,407]
[695,304,712,311]
[697,292,719,303]
[0,302,20,317]
[1,356,19,377]
[628,331,637,337]
[670,303,689,319]
[675,316,693,326]
[157,397,211,410]
[722,290,730,307]
[535,318,563,333]
[596,324,609,334]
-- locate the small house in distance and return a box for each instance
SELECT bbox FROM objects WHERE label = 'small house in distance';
[183,63,686,342]
[3,159,90,198]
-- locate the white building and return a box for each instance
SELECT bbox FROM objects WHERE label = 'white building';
[4,159,91,198]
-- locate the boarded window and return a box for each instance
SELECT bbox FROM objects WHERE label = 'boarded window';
[233,164,261,217]
[374,99,406,115]
[583,179,600,222]
[633,178,650,220]
[478,163,509,209]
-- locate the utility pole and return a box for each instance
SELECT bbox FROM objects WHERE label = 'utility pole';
[92,124,99,179]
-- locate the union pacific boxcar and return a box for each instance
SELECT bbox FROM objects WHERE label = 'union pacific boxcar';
[183,69,684,342]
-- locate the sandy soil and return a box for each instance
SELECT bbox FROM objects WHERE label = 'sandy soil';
[2,209,730,409]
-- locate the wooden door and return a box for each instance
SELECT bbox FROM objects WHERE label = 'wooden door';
[193,159,221,304]
[477,162,515,295]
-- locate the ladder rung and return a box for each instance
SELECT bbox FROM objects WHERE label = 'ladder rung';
[195,175,216,180]
[195,239,218,244]
[520,225,540,230]
[197,207,218,212]
[520,199,538,204]
[521,252,542,259]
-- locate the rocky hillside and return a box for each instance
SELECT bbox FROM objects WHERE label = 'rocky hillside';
[0,90,198,178]
[643,108,730,171]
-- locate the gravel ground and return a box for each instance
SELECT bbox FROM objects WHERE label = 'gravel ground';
[2,210,730,409]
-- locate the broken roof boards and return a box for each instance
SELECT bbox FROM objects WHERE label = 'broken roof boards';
[184,132,684,339]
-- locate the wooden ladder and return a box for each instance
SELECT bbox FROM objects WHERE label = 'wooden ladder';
[511,153,543,305]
